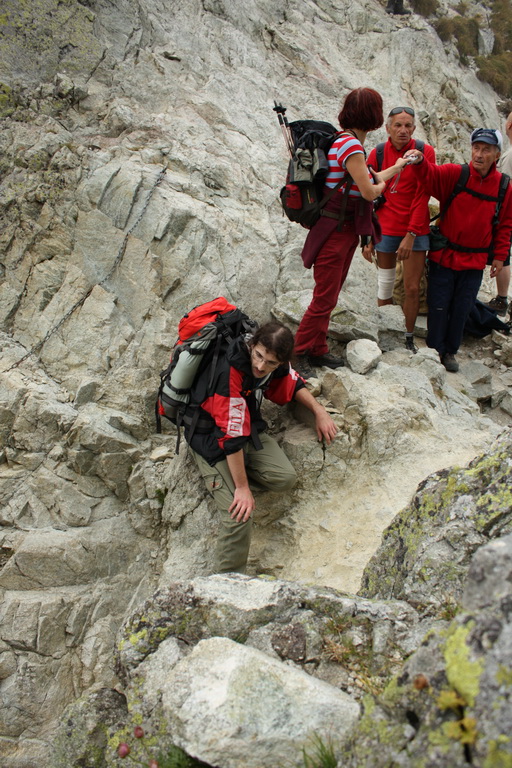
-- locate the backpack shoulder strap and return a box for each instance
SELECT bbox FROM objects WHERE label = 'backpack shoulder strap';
[488,172,511,258]
[497,172,510,212]
[376,142,385,172]
[432,163,469,222]
[414,139,425,152]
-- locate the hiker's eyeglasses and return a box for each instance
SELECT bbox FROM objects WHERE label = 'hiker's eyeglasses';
[251,347,281,369]
[388,107,415,117]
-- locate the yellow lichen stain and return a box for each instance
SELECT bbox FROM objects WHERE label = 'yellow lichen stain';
[444,623,484,707]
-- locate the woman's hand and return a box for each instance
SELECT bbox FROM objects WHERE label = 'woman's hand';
[368,167,387,197]
[362,242,375,263]
[395,155,411,170]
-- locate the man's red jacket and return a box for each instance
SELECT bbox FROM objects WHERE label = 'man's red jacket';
[367,137,436,237]
[418,160,512,271]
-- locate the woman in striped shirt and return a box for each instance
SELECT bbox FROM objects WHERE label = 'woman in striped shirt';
[295,87,410,379]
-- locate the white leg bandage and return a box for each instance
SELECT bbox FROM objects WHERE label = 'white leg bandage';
[377,267,396,301]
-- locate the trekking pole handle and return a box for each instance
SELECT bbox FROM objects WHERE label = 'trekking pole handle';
[273,101,287,116]
[273,101,294,157]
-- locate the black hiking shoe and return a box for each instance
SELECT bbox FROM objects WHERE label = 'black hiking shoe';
[308,353,345,369]
[441,353,459,373]
[386,0,411,13]
[405,337,418,354]
[486,295,509,316]
[295,355,315,380]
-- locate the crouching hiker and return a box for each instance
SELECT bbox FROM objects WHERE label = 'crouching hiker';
[184,320,338,573]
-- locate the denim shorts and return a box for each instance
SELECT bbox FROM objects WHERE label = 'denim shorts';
[377,234,430,253]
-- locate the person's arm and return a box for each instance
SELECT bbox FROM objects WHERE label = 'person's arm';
[226,450,255,522]
[490,259,503,278]
[346,152,410,201]
[362,241,375,263]
[294,387,338,444]
[491,182,512,276]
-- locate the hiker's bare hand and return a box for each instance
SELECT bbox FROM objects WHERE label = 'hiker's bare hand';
[490,259,503,278]
[369,168,386,196]
[395,156,410,170]
[229,487,255,523]
[396,234,413,261]
[315,411,338,445]
[403,150,423,164]
[362,243,374,263]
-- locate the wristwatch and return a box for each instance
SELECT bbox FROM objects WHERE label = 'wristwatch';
[407,231,417,237]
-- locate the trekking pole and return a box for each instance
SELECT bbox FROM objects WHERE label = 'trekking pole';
[273,101,294,157]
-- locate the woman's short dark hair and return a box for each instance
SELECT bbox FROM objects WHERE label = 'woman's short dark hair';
[338,87,384,133]
[250,321,295,363]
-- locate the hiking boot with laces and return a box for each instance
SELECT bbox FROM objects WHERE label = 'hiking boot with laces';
[295,355,315,380]
[405,337,418,354]
[441,353,459,373]
[486,295,509,316]
[308,352,345,369]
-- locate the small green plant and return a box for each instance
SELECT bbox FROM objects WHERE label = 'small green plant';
[489,0,512,53]
[434,15,480,63]
[155,487,168,505]
[116,727,209,768]
[410,0,439,16]
[476,51,512,98]
[301,734,338,768]
[437,596,459,621]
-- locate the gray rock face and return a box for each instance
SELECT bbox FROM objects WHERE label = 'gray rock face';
[52,431,512,766]
[341,533,512,768]
[2,0,512,764]
[140,636,360,768]
[360,429,512,614]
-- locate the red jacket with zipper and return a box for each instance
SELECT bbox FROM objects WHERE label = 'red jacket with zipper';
[367,137,436,237]
[418,159,512,270]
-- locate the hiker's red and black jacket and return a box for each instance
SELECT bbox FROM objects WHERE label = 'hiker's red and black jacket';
[418,159,512,270]
[367,137,436,237]
[184,337,306,466]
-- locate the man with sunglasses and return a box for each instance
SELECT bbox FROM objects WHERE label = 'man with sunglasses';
[185,320,338,574]
[405,128,512,372]
[365,106,436,353]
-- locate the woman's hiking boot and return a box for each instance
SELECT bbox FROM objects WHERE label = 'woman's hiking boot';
[308,352,345,369]
[295,355,315,380]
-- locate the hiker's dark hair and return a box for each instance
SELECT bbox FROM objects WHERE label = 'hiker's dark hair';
[249,321,295,363]
[338,87,384,133]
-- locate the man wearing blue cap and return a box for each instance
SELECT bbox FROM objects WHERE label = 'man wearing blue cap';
[406,128,512,372]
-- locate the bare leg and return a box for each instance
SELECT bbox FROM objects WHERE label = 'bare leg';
[376,251,397,307]
[402,250,427,333]
[496,264,511,298]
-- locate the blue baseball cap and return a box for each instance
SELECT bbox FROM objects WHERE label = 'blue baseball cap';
[470,128,503,151]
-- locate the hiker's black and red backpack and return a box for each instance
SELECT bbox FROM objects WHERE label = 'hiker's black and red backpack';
[274,102,349,229]
[156,298,257,450]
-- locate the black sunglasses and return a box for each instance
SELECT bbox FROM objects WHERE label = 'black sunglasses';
[388,106,415,117]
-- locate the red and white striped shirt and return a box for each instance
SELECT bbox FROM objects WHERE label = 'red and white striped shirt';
[325,132,373,198]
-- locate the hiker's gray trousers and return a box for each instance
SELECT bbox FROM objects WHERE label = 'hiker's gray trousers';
[191,433,297,573]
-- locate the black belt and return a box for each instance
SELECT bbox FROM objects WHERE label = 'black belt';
[320,209,354,222]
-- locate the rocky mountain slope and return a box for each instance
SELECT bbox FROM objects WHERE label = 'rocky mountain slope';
[1,0,512,765]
